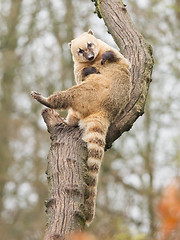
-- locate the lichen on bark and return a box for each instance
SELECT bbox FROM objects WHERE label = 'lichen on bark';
[91,0,103,18]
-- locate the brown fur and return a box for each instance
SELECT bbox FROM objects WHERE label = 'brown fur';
[31,30,132,225]
[70,30,130,84]
[67,30,130,127]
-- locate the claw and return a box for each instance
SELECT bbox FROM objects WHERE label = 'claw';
[101,58,106,65]
[101,60,105,65]
[31,91,41,96]
[31,91,41,99]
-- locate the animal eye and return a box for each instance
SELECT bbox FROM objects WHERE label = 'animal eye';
[78,48,84,54]
[87,42,92,48]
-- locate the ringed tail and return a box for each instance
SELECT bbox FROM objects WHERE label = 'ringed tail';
[79,113,110,225]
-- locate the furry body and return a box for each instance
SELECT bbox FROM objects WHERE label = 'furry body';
[70,30,130,84]
[31,30,132,225]
[67,30,130,127]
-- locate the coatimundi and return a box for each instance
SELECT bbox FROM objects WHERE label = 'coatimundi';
[66,29,130,127]
[31,30,132,225]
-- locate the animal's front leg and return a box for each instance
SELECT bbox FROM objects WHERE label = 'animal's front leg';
[101,51,118,65]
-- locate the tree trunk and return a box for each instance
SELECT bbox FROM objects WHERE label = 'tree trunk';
[42,1,154,239]
[42,109,88,240]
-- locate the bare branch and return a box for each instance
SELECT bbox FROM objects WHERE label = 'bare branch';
[93,0,154,149]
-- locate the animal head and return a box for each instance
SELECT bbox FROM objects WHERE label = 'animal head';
[69,30,100,63]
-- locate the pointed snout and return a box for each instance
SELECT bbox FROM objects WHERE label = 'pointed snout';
[88,55,94,61]
[84,51,95,61]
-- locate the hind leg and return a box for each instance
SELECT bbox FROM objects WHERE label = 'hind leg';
[31,91,53,108]
[66,109,80,127]
[31,90,71,109]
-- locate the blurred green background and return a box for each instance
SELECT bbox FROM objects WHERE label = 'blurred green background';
[0,0,180,239]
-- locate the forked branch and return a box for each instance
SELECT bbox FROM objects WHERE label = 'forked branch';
[42,1,154,239]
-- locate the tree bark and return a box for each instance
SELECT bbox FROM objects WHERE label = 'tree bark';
[95,0,154,149]
[42,1,154,239]
[42,109,88,240]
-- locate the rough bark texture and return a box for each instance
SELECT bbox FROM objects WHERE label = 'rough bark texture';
[42,1,154,239]
[42,109,88,240]
[95,0,154,149]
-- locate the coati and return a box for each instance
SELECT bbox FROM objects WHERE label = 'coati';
[31,30,132,225]
[69,29,130,84]
[66,29,130,127]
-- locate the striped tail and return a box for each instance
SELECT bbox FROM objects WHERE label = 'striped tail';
[79,113,110,225]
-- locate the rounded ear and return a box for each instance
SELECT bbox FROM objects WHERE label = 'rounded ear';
[68,42,72,49]
[88,29,94,35]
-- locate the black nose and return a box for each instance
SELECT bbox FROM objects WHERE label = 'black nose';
[88,56,94,61]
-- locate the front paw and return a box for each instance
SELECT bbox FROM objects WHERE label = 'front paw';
[31,91,42,101]
[101,51,117,65]
[101,57,106,65]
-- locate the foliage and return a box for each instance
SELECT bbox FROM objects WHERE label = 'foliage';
[157,178,180,240]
